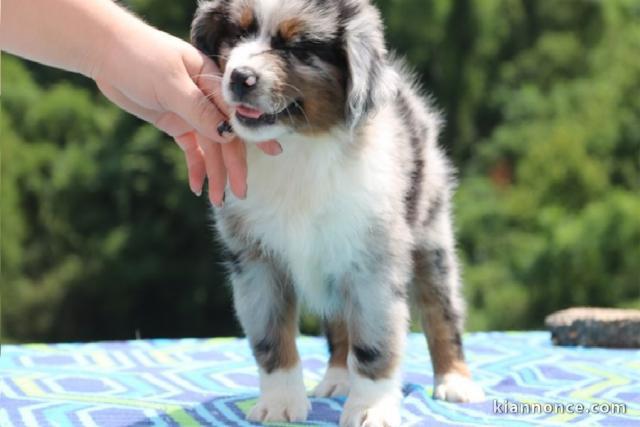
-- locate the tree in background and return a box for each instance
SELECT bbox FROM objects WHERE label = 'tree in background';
[378,0,640,328]
[2,55,236,341]
[2,0,639,341]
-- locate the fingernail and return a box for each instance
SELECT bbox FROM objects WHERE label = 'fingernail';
[273,144,283,155]
[217,120,234,141]
[209,192,218,207]
[212,192,225,208]
[191,183,202,197]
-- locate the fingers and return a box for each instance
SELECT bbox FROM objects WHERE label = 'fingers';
[169,51,232,144]
[221,138,248,199]
[182,46,230,117]
[98,50,282,206]
[195,133,227,206]
[184,134,276,203]
[175,132,206,196]
[98,79,208,196]
[174,76,232,144]
[193,52,231,118]
[154,112,194,138]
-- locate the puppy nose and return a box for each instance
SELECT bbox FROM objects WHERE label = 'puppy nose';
[230,67,259,98]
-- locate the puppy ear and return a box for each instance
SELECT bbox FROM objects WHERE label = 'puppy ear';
[191,0,229,67]
[342,1,396,129]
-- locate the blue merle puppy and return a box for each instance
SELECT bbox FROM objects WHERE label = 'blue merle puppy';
[191,0,485,425]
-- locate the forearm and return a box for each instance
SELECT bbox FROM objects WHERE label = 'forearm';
[1,0,147,77]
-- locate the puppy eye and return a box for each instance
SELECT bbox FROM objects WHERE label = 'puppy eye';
[272,33,311,59]
[229,18,258,44]
[240,19,258,38]
[271,32,288,50]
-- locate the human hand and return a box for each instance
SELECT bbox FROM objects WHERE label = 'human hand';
[92,24,280,205]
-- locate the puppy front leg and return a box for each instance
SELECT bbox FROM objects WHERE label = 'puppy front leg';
[231,257,310,423]
[341,275,409,427]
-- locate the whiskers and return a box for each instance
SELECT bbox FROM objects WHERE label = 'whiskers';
[203,89,223,102]
[191,71,314,131]
[192,73,223,82]
[191,73,226,102]
[276,83,313,131]
[291,99,312,131]
[281,82,305,100]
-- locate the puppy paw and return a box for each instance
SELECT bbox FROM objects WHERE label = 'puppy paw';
[247,392,311,423]
[312,367,350,398]
[247,364,311,422]
[339,375,402,427]
[434,372,485,403]
[339,395,401,427]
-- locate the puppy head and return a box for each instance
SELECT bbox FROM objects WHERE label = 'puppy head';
[191,0,392,142]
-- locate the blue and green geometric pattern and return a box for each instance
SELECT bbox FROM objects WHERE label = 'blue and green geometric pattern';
[1,332,638,426]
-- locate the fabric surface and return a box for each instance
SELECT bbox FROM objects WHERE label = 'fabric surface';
[1,332,638,426]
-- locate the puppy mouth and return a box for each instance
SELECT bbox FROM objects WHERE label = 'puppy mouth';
[234,101,302,127]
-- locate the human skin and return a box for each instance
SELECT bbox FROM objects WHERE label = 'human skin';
[1,0,281,205]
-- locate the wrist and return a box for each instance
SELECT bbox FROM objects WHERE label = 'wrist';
[83,2,155,81]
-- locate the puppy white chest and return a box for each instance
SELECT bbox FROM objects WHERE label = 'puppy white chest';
[233,137,385,312]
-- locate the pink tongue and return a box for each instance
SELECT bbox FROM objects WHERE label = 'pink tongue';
[236,105,263,119]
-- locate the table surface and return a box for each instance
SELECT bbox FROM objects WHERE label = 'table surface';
[1,332,638,426]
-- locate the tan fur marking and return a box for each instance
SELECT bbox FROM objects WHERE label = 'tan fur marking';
[413,249,471,378]
[250,262,300,373]
[239,6,254,30]
[286,71,345,135]
[277,304,300,370]
[269,52,345,133]
[326,318,349,368]
[420,307,471,378]
[278,19,304,41]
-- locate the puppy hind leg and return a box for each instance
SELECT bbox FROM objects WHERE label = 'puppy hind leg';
[313,317,351,398]
[413,227,485,403]
[231,258,310,422]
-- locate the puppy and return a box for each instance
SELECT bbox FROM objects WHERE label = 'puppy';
[191,0,485,425]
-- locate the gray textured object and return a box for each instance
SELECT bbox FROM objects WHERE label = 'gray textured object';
[545,307,640,348]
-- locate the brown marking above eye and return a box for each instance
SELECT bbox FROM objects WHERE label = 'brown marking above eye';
[239,6,255,30]
[278,18,304,42]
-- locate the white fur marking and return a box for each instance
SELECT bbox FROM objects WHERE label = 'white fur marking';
[225,108,405,316]
[340,375,401,427]
[340,354,402,427]
[434,372,485,403]
[248,363,311,423]
[312,366,350,398]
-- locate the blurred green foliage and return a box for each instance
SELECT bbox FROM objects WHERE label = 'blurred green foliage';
[2,0,639,342]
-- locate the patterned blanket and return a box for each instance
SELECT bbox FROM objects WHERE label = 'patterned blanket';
[1,332,638,426]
